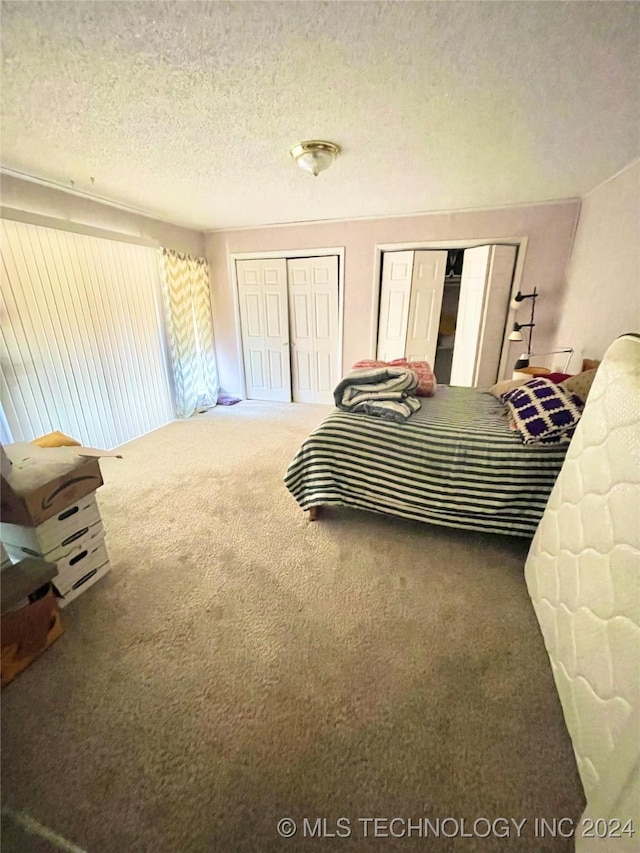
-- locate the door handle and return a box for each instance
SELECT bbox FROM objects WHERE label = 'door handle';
[283,341,289,346]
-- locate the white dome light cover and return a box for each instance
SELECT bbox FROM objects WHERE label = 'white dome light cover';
[290,140,340,176]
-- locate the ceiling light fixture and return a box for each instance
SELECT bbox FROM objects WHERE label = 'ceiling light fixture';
[290,140,340,177]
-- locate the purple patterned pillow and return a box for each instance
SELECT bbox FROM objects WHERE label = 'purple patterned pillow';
[499,383,523,403]
[506,378,584,445]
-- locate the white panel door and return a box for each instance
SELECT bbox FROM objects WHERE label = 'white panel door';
[405,250,447,363]
[287,256,339,404]
[473,245,517,387]
[450,246,491,387]
[376,251,413,362]
[236,259,291,402]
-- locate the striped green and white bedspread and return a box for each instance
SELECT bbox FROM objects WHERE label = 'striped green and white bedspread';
[284,386,569,537]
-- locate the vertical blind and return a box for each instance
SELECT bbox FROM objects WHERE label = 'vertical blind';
[0,219,174,448]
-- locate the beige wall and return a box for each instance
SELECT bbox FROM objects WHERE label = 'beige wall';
[553,160,640,365]
[206,201,580,395]
[0,174,205,256]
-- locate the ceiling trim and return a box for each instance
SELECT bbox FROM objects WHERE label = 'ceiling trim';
[0,167,204,233]
[582,156,640,199]
[205,197,581,234]
[1,166,583,236]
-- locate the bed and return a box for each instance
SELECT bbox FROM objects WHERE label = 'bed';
[525,333,639,851]
[284,384,570,537]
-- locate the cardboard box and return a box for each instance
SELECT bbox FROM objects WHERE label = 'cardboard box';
[1,557,59,614]
[0,457,103,527]
[53,538,109,597]
[1,494,103,562]
[1,585,63,687]
[0,444,12,479]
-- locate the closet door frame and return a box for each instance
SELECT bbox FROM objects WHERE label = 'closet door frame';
[229,247,345,400]
[371,237,529,382]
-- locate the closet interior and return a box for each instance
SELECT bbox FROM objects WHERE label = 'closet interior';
[434,249,464,384]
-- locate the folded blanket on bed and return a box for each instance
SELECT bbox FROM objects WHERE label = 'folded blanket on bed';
[333,366,420,422]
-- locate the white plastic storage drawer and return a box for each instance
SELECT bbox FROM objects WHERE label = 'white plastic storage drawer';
[53,539,109,596]
[57,561,110,608]
[2,519,104,565]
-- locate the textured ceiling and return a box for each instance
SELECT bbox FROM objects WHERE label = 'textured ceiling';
[1,1,638,230]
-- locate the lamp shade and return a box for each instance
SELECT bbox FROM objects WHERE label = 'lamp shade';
[510,289,538,311]
[290,141,340,176]
[508,326,524,342]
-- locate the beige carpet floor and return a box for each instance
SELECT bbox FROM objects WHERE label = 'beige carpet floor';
[1,401,584,852]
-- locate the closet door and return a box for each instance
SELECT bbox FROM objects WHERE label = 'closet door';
[405,250,447,363]
[449,246,490,386]
[287,256,339,405]
[474,245,517,387]
[236,259,291,402]
[376,251,413,362]
[449,245,517,387]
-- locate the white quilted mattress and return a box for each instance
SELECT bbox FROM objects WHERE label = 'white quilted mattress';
[525,334,640,850]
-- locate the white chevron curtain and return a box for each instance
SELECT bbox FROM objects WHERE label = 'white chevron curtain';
[160,249,219,418]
